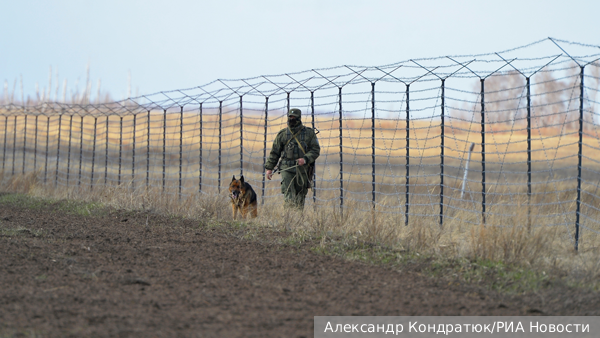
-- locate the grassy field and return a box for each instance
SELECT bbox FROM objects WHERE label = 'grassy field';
[1,170,599,292]
[0,109,592,207]
[0,110,587,185]
[1,109,600,288]
[0,110,585,161]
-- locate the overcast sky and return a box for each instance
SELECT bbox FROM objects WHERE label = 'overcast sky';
[1,0,599,102]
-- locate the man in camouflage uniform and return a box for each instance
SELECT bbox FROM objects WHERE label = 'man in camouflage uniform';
[265,108,320,210]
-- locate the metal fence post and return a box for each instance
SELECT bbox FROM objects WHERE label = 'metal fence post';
[91,117,97,190]
[66,115,73,187]
[311,91,316,204]
[12,115,17,176]
[132,113,136,191]
[371,82,376,212]
[118,116,123,185]
[147,110,150,190]
[2,116,7,172]
[218,101,222,194]
[44,116,49,184]
[55,113,63,187]
[405,84,410,226]
[440,79,445,227]
[199,104,203,194]
[104,116,109,186]
[22,115,27,175]
[162,109,166,193]
[339,87,344,217]
[34,115,38,172]
[480,79,486,224]
[78,116,84,187]
[526,77,532,229]
[575,66,585,251]
[179,106,183,199]
[240,95,243,176]
[262,97,268,204]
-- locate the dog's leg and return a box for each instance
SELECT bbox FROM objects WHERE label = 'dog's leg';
[241,204,247,219]
[232,203,238,220]
[251,203,258,218]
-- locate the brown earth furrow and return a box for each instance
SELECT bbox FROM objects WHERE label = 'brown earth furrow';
[0,202,598,338]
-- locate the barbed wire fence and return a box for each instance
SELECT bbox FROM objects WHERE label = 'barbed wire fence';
[1,38,600,251]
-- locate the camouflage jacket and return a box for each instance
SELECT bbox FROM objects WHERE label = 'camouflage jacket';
[264,122,320,171]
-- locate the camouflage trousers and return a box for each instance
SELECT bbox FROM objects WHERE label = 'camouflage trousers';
[280,167,310,211]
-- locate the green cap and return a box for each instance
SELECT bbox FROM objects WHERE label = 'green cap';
[288,108,302,118]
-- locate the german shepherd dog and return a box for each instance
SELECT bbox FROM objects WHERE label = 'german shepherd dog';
[229,175,258,219]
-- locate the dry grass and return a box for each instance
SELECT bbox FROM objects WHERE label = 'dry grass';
[3,168,599,288]
[1,112,600,288]
[0,111,586,164]
[0,110,592,201]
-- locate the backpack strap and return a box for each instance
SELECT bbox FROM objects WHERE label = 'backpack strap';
[287,126,306,156]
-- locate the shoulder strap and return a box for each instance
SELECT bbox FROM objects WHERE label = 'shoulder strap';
[289,126,307,155]
[284,126,305,151]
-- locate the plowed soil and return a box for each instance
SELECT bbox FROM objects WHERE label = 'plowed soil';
[0,196,598,337]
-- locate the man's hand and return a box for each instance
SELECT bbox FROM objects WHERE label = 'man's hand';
[297,158,306,166]
[266,170,273,180]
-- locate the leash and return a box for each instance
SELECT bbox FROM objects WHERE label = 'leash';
[279,163,308,196]
[277,164,300,172]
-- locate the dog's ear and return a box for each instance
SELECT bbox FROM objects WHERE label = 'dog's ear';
[240,175,245,184]
[232,175,236,182]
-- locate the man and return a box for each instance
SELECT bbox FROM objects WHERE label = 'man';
[265,108,320,210]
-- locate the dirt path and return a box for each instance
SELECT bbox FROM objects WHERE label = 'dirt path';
[0,198,598,337]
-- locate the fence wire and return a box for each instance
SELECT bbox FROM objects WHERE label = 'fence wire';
[2,37,600,250]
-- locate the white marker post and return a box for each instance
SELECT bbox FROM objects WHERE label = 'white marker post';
[460,143,475,200]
